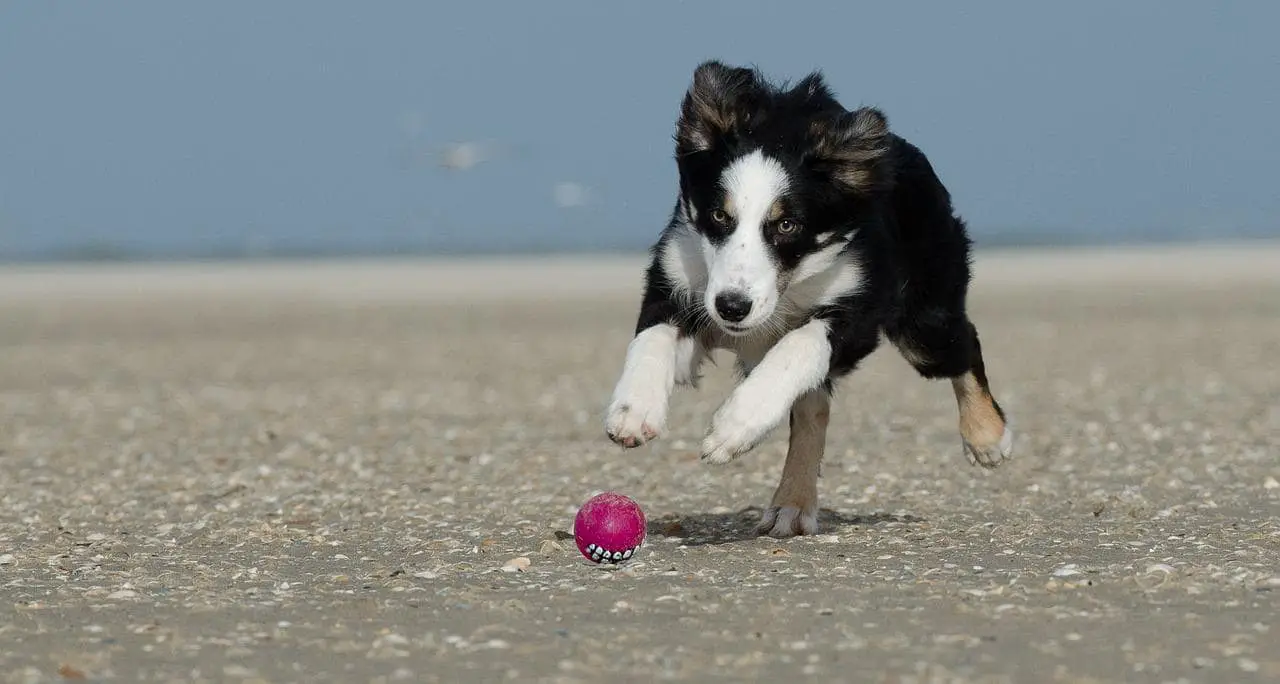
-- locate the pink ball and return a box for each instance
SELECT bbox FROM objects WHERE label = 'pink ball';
[573,491,647,564]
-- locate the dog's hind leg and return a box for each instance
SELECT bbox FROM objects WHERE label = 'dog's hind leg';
[890,311,1012,468]
[947,319,1012,468]
[756,388,830,537]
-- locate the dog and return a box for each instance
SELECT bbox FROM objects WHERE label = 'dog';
[603,60,1013,538]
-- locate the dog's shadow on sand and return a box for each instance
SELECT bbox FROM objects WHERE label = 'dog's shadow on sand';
[647,507,925,547]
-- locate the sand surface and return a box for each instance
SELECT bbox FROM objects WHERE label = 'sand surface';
[1,243,1278,683]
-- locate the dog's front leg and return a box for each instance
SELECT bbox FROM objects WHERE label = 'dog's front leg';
[756,388,829,537]
[700,318,833,465]
[605,323,686,448]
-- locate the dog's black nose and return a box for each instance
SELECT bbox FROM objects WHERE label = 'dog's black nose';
[714,291,753,323]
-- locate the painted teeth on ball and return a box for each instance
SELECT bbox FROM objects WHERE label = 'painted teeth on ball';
[583,543,638,564]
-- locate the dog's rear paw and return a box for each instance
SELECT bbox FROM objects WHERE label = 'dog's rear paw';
[604,400,665,449]
[964,425,1013,468]
[755,504,819,538]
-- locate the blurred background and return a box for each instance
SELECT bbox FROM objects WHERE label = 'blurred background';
[1,1,1277,263]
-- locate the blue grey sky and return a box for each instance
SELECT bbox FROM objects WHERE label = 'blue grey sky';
[1,2,1277,259]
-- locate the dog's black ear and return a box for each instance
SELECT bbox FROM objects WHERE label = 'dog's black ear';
[792,70,834,101]
[809,106,893,194]
[675,60,760,154]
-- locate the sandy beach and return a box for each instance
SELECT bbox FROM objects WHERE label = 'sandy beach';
[2,243,1278,683]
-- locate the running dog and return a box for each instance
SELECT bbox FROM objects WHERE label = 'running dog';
[604,60,1013,538]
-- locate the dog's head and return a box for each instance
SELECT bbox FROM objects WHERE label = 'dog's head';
[672,61,893,335]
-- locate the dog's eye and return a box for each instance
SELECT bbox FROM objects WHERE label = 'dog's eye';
[709,209,730,226]
[777,219,801,234]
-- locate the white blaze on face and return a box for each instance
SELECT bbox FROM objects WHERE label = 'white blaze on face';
[703,150,790,333]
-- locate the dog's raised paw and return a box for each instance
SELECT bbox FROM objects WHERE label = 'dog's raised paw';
[963,425,1013,468]
[699,427,755,465]
[756,505,819,538]
[699,395,774,464]
[604,400,665,449]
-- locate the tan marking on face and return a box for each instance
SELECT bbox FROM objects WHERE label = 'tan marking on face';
[721,195,735,217]
[767,200,785,222]
[952,372,1006,449]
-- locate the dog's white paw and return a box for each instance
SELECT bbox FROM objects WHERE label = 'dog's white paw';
[964,424,1014,469]
[604,392,667,449]
[756,504,819,538]
[605,325,678,449]
[699,397,774,465]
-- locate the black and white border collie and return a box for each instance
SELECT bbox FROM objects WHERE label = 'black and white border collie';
[604,61,1013,538]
